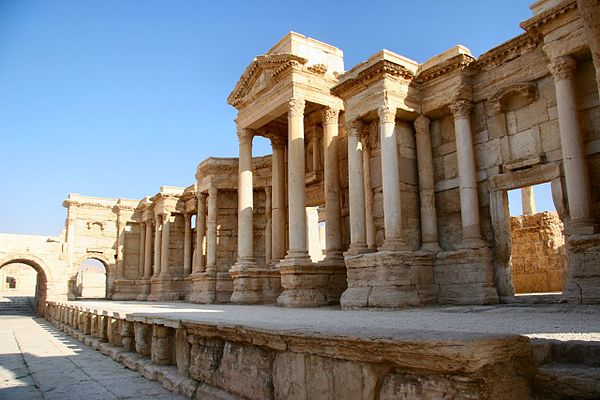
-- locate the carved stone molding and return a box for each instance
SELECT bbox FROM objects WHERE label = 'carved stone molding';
[86,221,106,231]
[489,83,538,113]
[269,135,286,150]
[322,107,339,125]
[414,115,430,135]
[377,105,396,124]
[237,129,254,145]
[288,98,305,117]
[548,56,577,81]
[449,99,473,119]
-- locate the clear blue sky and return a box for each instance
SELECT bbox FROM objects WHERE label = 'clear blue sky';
[1,0,540,236]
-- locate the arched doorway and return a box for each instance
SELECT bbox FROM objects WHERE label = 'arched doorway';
[75,258,107,299]
[0,257,49,315]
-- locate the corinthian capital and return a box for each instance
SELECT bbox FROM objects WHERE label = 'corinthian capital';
[377,105,396,123]
[288,98,305,117]
[322,107,339,125]
[270,135,286,150]
[346,119,363,138]
[449,100,472,119]
[548,56,576,81]
[237,129,254,145]
[414,115,430,135]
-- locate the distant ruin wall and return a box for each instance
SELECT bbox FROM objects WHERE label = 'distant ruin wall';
[511,211,567,293]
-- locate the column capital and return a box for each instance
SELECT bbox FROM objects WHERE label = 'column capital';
[346,119,363,137]
[548,56,577,81]
[197,191,207,201]
[288,98,305,117]
[237,128,254,145]
[377,104,396,123]
[322,107,339,125]
[161,212,171,223]
[449,99,472,119]
[208,185,218,198]
[270,135,286,150]
[414,115,430,134]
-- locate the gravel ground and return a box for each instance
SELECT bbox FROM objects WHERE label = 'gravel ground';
[68,300,600,342]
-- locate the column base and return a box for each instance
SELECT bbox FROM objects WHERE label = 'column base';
[186,271,216,303]
[435,247,499,305]
[568,218,600,235]
[341,251,437,310]
[277,257,345,308]
[135,280,151,301]
[563,233,600,304]
[379,238,410,252]
[147,277,185,301]
[419,242,442,253]
[345,243,374,256]
[230,262,281,304]
[457,236,488,250]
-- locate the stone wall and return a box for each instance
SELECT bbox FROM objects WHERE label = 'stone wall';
[511,211,567,293]
[0,263,37,295]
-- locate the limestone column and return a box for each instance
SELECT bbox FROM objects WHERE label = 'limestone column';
[414,115,441,251]
[265,186,272,266]
[143,219,153,279]
[183,213,192,276]
[116,216,126,280]
[347,120,368,254]
[322,107,343,260]
[449,99,484,246]
[159,213,171,278]
[66,206,77,266]
[193,193,207,273]
[378,104,405,250]
[153,217,162,277]
[521,186,536,216]
[138,222,146,278]
[237,129,255,265]
[271,136,286,263]
[361,134,376,250]
[549,56,596,232]
[206,186,218,272]
[285,98,310,261]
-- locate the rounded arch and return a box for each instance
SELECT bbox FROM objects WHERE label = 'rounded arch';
[74,254,109,299]
[0,253,52,315]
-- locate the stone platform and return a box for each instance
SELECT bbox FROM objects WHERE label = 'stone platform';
[46,300,600,399]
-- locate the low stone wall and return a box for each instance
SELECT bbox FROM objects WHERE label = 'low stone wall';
[45,301,536,399]
[511,212,567,293]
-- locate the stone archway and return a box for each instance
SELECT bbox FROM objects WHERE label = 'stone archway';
[74,254,111,299]
[0,254,54,315]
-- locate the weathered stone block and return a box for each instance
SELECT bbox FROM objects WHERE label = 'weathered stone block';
[134,321,152,356]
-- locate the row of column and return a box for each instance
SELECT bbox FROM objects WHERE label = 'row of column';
[235,98,344,269]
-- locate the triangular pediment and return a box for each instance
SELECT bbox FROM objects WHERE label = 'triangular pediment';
[227,53,307,108]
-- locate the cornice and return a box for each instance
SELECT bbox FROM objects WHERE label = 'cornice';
[519,0,577,31]
[476,32,542,71]
[415,54,475,84]
[62,200,116,210]
[331,59,414,99]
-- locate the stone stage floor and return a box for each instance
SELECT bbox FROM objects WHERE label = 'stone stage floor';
[67,300,600,342]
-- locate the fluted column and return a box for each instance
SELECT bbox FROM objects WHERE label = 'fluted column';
[143,219,153,279]
[159,213,171,278]
[138,222,146,278]
[414,115,441,251]
[206,186,218,272]
[271,136,286,263]
[378,104,405,251]
[265,186,272,266]
[322,107,343,261]
[193,193,207,273]
[183,213,192,276]
[521,186,536,216]
[286,98,310,261]
[346,120,368,254]
[237,129,255,264]
[361,134,376,250]
[548,56,597,232]
[450,99,484,246]
[153,216,162,277]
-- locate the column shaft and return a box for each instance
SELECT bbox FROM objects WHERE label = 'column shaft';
[286,98,309,260]
[159,213,170,278]
[347,121,368,253]
[206,186,218,271]
[116,217,126,279]
[183,213,192,275]
[194,193,207,273]
[153,217,161,277]
[265,187,272,266]
[322,108,342,259]
[138,222,146,279]
[144,220,153,279]
[271,137,286,262]
[361,136,376,250]
[521,186,536,216]
[237,129,255,262]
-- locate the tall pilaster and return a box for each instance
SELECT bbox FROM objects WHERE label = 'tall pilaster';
[361,133,376,250]
[449,99,485,247]
[183,213,192,276]
[265,186,272,266]
[271,135,287,263]
[143,219,153,279]
[285,98,310,262]
[414,115,441,251]
[322,107,343,261]
[548,56,597,233]
[378,104,405,251]
[521,186,536,216]
[237,129,255,265]
[159,213,171,278]
[153,217,162,277]
[346,120,368,254]
[206,186,218,272]
[193,193,207,273]
[66,207,77,267]
[138,222,146,278]
[116,215,126,279]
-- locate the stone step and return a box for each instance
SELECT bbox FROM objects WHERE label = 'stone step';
[533,339,600,368]
[534,363,600,399]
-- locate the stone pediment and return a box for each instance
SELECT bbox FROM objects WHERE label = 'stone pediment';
[227,53,307,109]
